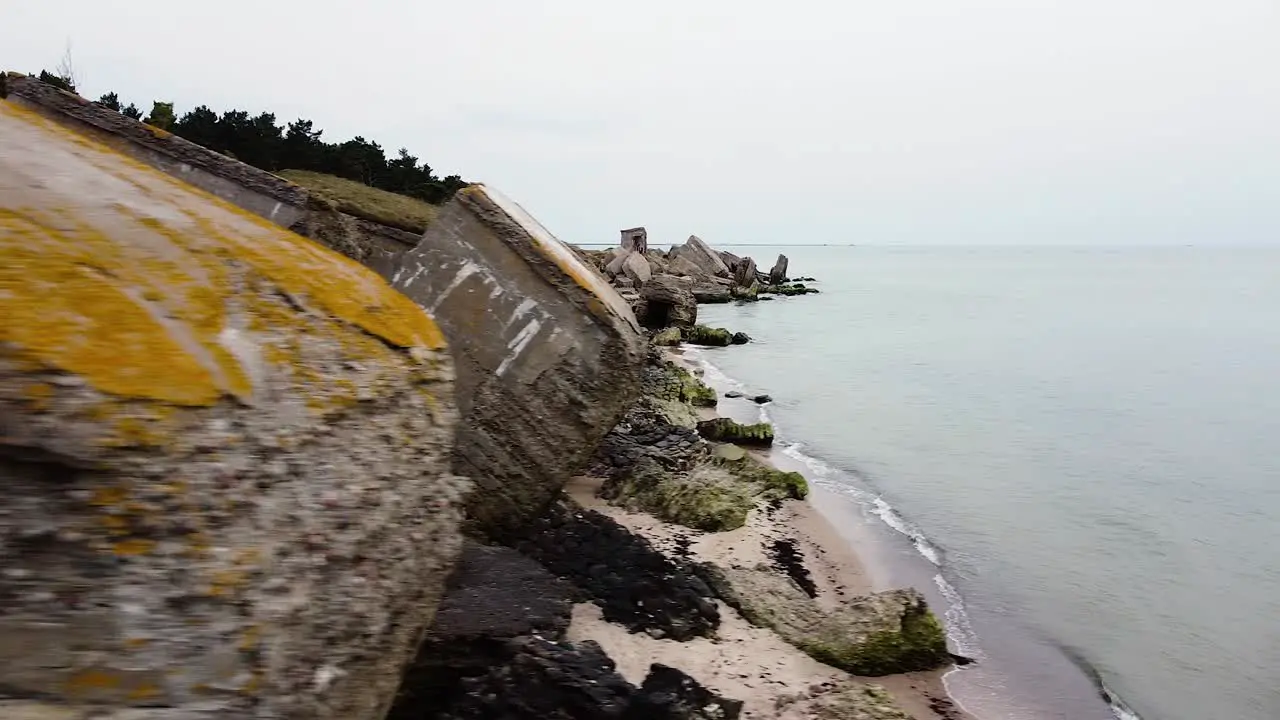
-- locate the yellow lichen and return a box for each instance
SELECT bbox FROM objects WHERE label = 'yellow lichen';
[101,515,129,533]
[0,101,448,415]
[207,569,248,597]
[126,683,161,701]
[22,381,54,411]
[91,486,129,507]
[112,539,156,556]
[65,669,120,693]
[238,625,260,652]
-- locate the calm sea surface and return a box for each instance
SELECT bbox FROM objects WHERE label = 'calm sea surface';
[691,246,1280,720]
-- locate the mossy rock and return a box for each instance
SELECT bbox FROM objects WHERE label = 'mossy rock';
[730,284,759,301]
[652,326,683,346]
[601,453,808,533]
[702,566,950,677]
[697,418,774,447]
[601,459,753,532]
[654,398,700,429]
[715,454,808,500]
[685,325,734,347]
[661,361,717,408]
[799,606,948,676]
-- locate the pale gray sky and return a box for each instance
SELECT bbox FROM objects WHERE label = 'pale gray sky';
[5,1,1278,245]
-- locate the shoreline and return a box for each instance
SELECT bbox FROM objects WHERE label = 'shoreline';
[564,347,973,719]
[678,320,1137,720]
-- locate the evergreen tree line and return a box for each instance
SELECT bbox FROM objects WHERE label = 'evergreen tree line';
[33,70,466,205]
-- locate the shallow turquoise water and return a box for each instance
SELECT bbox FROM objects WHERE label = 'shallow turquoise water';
[694,246,1280,720]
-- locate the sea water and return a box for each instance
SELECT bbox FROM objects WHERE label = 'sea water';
[690,246,1280,720]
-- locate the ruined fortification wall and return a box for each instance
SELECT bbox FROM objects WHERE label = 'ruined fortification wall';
[5,74,646,539]
[394,186,644,535]
[0,100,463,718]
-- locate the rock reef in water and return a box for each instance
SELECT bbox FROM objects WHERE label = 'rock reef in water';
[769,254,790,285]
[0,99,463,719]
[702,566,951,677]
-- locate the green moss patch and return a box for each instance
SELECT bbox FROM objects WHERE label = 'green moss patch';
[715,454,808,500]
[685,325,734,346]
[652,326,683,346]
[280,169,437,234]
[697,418,774,447]
[600,459,753,532]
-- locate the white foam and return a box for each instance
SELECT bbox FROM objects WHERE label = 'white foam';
[1102,685,1144,720]
[933,573,985,660]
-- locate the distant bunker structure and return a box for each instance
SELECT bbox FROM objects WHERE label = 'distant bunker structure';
[621,226,647,253]
[3,73,646,536]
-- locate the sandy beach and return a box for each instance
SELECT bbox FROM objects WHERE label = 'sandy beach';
[564,348,970,719]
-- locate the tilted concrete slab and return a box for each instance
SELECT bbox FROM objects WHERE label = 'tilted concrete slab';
[393,186,645,535]
[0,99,465,719]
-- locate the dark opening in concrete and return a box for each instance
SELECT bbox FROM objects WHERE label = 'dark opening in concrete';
[641,301,672,329]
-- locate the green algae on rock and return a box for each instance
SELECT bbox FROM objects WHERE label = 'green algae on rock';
[697,418,775,447]
[601,452,807,532]
[601,457,754,532]
[685,325,735,346]
[652,326,684,346]
[651,359,717,409]
[701,565,950,677]
[714,453,809,500]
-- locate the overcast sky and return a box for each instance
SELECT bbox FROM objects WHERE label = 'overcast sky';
[5,1,1278,245]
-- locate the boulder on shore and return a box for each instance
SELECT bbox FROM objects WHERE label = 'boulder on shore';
[671,235,732,278]
[602,454,808,532]
[652,327,683,346]
[769,254,789,285]
[696,418,775,447]
[685,325,736,346]
[692,283,732,304]
[623,250,653,286]
[730,283,760,301]
[640,274,698,329]
[700,566,951,677]
[667,254,711,280]
[602,457,755,533]
[733,256,759,289]
[718,249,743,271]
